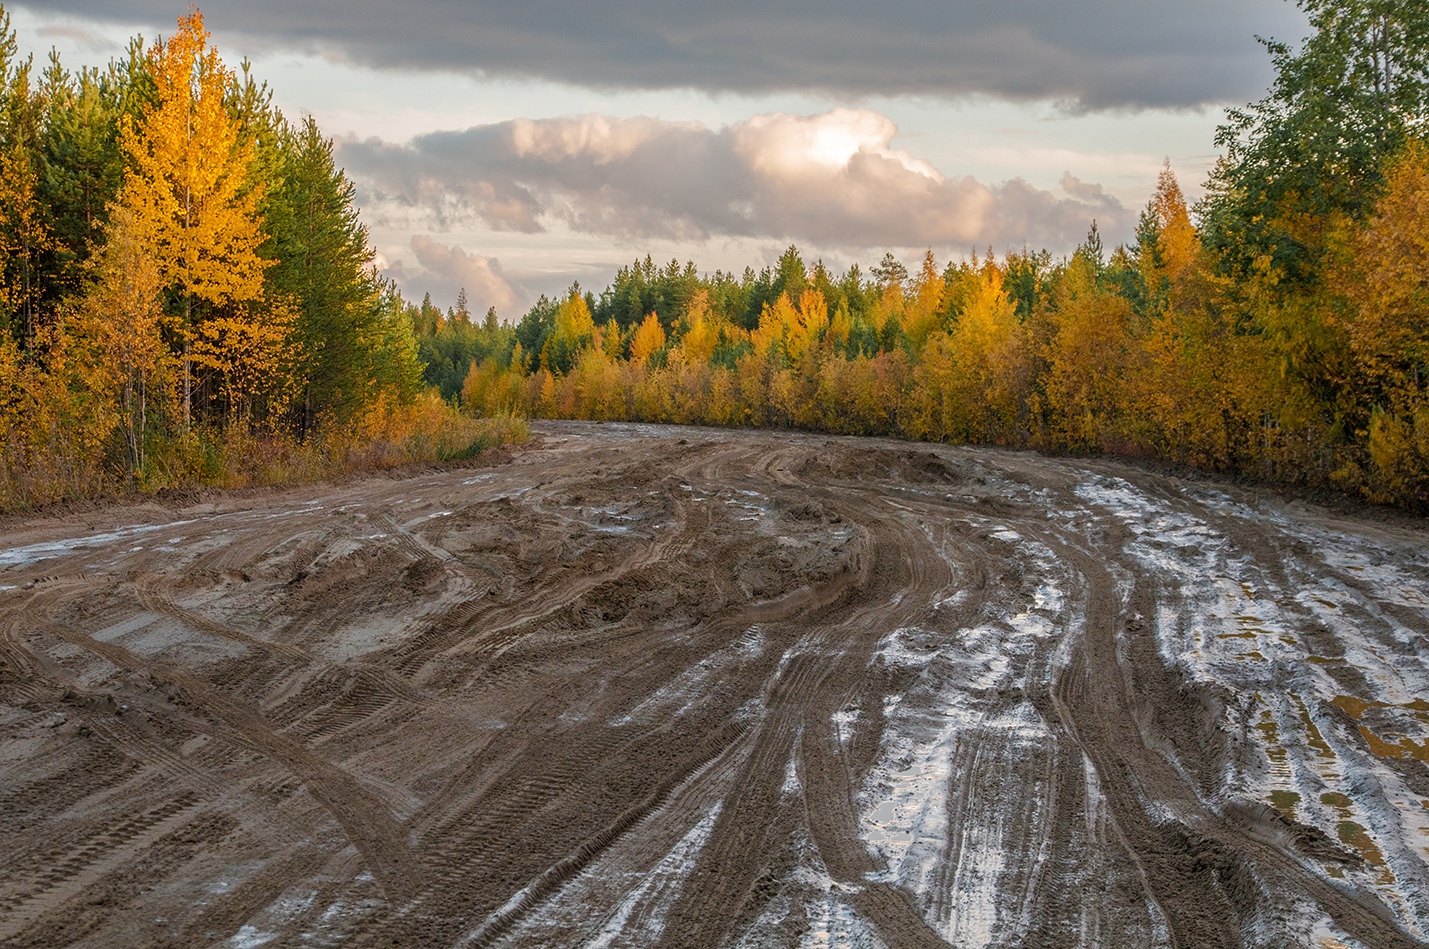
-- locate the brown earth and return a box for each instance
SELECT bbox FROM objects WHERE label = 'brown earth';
[2,421,1428,948]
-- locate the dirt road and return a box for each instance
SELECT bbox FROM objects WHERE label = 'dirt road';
[2,422,1427,948]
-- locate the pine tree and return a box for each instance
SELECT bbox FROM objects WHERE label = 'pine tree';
[0,12,50,344]
[265,114,377,431]
[37,59,123,303]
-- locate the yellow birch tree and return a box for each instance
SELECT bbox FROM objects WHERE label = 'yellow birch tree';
[115,8,267,428]
[74,204,171,471]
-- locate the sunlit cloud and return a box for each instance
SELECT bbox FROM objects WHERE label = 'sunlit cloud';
[340,108,1132,255]
[381,237,527,318]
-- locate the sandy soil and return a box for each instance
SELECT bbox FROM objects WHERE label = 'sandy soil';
[1,421,1427,949]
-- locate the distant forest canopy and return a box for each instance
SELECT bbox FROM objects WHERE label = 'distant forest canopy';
[0,7,517,509]
[431,0,1429,510]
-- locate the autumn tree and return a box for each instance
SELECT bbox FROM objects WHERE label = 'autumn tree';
[115,8,268,427]
[539,289,596,374]
[0,11,49,344]
[908,261,1025,443]
[629,311,667,366]
[1328,140,1429,503]
[902,251,946,350]
[74,204,171,469]
[1204,0,1429,282]
[1039,254,1134,452]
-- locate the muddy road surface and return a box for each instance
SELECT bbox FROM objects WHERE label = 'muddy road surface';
[2,422,1427,948]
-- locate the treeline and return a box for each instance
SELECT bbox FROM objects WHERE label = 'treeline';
[448,0,1429,510]
[0,8,514,509]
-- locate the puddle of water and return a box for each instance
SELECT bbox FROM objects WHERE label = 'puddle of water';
[1333,695,1429,719]
[1255,707,1291,777]
[1294,695,1340,766]
[0,519,197,569]
[1357,727,1429,763]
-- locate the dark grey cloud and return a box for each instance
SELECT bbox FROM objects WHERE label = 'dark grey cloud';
[338,110,1134,253]
[18,0,1307,109]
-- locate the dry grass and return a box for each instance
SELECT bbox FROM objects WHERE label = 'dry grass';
[0,392,528,511]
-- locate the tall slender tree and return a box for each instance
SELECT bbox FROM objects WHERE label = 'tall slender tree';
[0,10,49,344]
[115,8,267,428]
[265,114,377,431]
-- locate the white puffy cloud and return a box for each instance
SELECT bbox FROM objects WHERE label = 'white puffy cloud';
[340,108,1132,254]
[382,237,527,319]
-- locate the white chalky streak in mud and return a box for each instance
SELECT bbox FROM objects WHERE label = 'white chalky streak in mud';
[861,632,961,888]
[611,630,765,726]
[799,874,880,949]
[1075,473,1429,935]
[831,708,859,748]
[580,803,724,949]
[0,519,196,569]
[225,925,276,948]
[782,752,802,796]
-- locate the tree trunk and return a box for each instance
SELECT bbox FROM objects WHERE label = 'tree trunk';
[183,294,192,432]
[139,371,147,470]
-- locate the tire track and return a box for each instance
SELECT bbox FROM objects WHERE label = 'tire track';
[136,579,308,662]
[3,423,1426,947]
[21,607,422,902]
[1041,528,1426,949]
[0,793,204,940]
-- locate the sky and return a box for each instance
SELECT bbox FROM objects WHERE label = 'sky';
[9,0,1310,319]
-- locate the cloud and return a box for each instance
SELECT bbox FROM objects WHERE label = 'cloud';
[382,237,527,319]
[17,0,1306,110]
[35,22,119,52]
[339,109,1133,254]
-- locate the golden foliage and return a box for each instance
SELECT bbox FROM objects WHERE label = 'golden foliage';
[117,9,267,310]
[190,300,298,425]
[1043,260,1131,451]
[1332,141,1429,503]
[629,311,667,366]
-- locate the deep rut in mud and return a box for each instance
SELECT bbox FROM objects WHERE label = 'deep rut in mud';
[2,421,1428,948]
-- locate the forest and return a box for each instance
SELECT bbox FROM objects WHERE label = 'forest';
[448,0,1429,511]
[0,8,519,509]
[3,1,1428,511]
